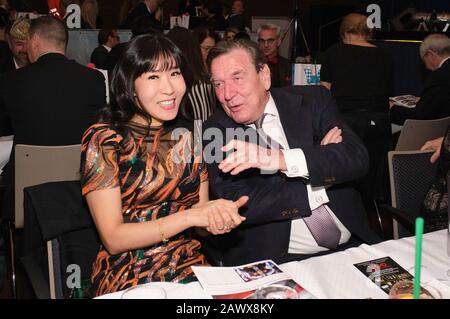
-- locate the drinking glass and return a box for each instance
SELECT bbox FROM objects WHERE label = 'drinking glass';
[121,285,167,299]
[388,280,441,299]
[254,284,299,299]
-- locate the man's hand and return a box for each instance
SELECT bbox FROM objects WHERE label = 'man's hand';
[420,136,444,163]
[321,126,342,145]
[218,139,287,175]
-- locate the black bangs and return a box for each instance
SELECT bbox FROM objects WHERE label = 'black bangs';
[127,33,183,77]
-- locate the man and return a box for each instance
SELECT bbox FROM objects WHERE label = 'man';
[390,34,450,125]
[0,15,105,219]
[226,0,246,31]
[202,40,379,266]
[0,18,30,74]
[257,23,292,88]
[90,28,119,70]
[121,0,162,31]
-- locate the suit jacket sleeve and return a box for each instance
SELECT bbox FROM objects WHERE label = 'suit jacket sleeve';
[300,87,370,187]
[390,69,450,125]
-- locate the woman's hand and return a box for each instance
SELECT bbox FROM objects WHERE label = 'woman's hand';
[189,196,248,234]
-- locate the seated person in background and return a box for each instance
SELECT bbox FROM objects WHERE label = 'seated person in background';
[224,26,239,41]
[81,0,103,29]
[200,1,227,31]
[390,34,450,125]
[167,26,217,122]
[320,13,393,234]
[226,0,246,31]
[90,28,119,70]
[0,16,105,221]
[120,0,162,30]
[0,18,30,74]
[192,26,220,71]
[81,33,247,297]
[202,39,380,266]
[257,23,292,88]
[106,16,162,75]
[420,125,450,232]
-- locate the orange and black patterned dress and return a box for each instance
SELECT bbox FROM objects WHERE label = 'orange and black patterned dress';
[80,121,208,297]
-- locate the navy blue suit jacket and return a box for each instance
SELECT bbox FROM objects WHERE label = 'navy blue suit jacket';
[202,86,380,266]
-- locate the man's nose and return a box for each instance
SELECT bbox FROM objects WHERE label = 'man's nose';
[223,82,236,101]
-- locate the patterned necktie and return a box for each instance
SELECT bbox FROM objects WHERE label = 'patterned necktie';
[255,113,341,250]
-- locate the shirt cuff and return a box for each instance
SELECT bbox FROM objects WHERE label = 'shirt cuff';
[281,148,309,178]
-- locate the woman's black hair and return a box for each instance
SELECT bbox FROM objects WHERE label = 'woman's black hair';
[98,33,191,128]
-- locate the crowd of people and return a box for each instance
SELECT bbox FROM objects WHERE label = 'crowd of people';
[0,1,449,298]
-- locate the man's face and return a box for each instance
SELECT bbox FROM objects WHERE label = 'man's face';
[231,0,243,14]
[225,31,237,41]
[258,29,280,58]
[211,48,271,125]
[147,0,159,12]
[8,36,29,67]
[422,50,441,71]
[109,31,120,47]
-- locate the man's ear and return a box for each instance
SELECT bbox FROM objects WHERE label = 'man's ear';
[260,63,271,90]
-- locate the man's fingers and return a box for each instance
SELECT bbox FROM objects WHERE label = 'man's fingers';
[430,150,440,163]
[420,141,431,151]
[222,139,246,152]
[321,127,341,145]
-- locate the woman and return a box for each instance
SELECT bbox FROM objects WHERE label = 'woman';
[167,26,217,122]
[320,13,394,233]
[80,33,247,297]
[192,26,220,71]
[81,0,102,29]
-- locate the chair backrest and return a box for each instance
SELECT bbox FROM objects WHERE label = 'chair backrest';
[14,144,81,229]
[388,150,438,238]
[23,180,99,299]
[251,16,292,60]
[395,116,450,151]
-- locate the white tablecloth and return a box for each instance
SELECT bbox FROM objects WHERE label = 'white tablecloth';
[0,135,13,174]
[97,230,450,299]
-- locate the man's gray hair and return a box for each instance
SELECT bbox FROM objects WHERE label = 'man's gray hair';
[420,33,450,58]
[206,39,267,75]
[257,23,281,38]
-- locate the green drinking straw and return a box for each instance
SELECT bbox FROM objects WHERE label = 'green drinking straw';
[413,217,424,299]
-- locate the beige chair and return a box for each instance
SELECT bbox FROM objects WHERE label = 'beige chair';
[395,116,450,151]
[10,144,81,298]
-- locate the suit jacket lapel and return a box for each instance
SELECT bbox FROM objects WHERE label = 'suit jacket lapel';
[270,89,311,149]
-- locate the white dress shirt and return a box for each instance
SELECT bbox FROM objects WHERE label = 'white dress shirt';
[102,45,112,53]
[439,56,450,68]
[249,94,351,254]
